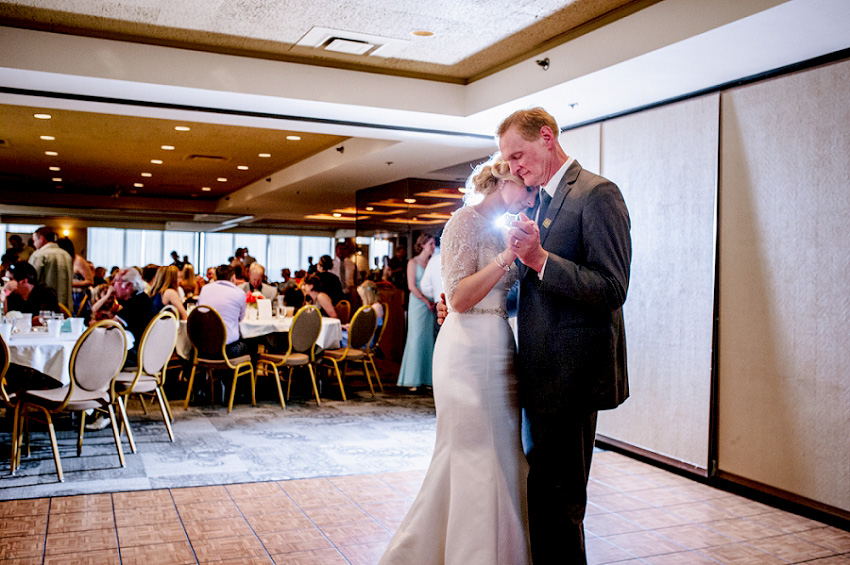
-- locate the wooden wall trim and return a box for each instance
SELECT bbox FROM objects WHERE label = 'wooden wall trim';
[716,470,850,529]
[595,434,709,478]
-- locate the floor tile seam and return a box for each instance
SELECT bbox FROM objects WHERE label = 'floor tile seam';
[744,533,848,560]
[158,485,201,565]
[207,478,295,564]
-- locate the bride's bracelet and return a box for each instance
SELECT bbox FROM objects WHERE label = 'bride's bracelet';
[494,251,511,271]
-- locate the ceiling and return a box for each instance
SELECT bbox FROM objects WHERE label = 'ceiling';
[1,0,849,234]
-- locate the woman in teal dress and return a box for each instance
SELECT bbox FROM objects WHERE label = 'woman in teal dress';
[397,233,437,391]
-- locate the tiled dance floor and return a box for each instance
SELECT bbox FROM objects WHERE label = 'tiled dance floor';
[1,450,848,564]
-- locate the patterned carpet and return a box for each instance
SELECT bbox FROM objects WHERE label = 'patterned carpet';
[0,380,436,501]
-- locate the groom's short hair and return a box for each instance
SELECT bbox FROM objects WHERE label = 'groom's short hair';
[497,107,559,142]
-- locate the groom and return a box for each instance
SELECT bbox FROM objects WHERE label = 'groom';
[501,107,631,564]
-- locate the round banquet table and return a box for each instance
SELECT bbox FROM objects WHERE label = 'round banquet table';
[7,327,134,386]
[174,316,342,359]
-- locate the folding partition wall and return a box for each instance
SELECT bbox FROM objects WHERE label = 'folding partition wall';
[580,57,850,518]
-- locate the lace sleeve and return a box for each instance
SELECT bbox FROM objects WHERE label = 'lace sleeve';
[440,207,480,304]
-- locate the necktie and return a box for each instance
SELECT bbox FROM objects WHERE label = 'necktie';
[538,188,552,228]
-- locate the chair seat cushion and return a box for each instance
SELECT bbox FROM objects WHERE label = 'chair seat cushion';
[114,373,158,393]
[324,348,366,361]
[197,354,251,367]
[259,352,310,366]
[23,386,109,411]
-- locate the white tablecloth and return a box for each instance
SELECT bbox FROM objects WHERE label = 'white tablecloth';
[175,317,342,359]
[7,328,134,386]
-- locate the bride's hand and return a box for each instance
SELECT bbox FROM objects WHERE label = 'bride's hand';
[501,247,517,266]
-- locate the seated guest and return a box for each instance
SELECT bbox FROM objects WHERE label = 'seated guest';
[301,274,337,318]
[277,268,298,295]
[90,267,154,367]
[141,264,159,294]
[340,280,384,347]
[179,264,198,300]
[149,265,188,320]
[239,263,278,300]
[2,261,60,323]
[283,285,305,310]
[232,264,247,287]
[197,264,249,357]
[357,280,384,328]
[316,255,344,304]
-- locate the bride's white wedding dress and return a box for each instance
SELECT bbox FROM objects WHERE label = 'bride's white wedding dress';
[380,205,531,565]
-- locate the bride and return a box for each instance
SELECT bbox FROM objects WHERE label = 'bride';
[380,155,536,564]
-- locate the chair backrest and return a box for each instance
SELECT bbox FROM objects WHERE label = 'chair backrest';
[75,293,89,317]
[335,300,351,324]
[186,305,226,360]
[289,305,321,355]
[348,305,377,350]
[0,333,11,406]
[371,302,389,350]
[58,303,72,318]
[71,320,128,392]
[139,309,179,377]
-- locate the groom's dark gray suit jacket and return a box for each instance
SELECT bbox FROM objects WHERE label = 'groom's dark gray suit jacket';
[516,159,631,414]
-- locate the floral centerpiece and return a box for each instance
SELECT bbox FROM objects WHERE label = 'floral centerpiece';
[246,291,265,308]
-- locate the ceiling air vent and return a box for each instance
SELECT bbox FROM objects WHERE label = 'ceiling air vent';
[296,27,407,58]
[187,154,227,162]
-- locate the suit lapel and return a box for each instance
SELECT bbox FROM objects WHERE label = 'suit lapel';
[539,160,581,247]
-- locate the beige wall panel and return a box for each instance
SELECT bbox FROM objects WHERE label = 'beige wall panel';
[718,59,850,511]
[597,95,719,469]
[560,123,601,174]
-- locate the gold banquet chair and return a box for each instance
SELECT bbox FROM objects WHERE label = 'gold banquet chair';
[363,302,388,392]
[113,309,179,449]
[321,305,378,401]
[12,320,128,482]
[334,300,351,325]
[182,305,255,413]
[256,305,322,407]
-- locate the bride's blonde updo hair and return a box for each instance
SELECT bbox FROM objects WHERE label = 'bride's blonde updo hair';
[464,154,524,205]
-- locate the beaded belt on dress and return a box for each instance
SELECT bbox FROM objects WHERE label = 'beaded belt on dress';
[451,307,507,319]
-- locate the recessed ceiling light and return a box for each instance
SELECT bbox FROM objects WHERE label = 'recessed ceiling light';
[134,183,144,188]
[217,177,227,182]
[151,159,163,164]
[141,172,152,177]
[202,187,211,192]
[45,151,58,156]
[52,177,62,182]
[365,206,374,211]
[258,153,271,158]
[333,213,342,218]
[161,145,175,150]
[40,135,55,141]
[34,113,51,120]
[404,198,416,204]
[286,136,301,141]
[411,30,434,37]
[49,166,60,172]
[174,126,190,131]
[237,165,249,170]
[129,190,137,194]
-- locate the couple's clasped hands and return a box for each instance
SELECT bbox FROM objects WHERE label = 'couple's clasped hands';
[437,213,547,324]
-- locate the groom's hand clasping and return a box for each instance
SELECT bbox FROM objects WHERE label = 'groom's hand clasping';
[508,213,549,272]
